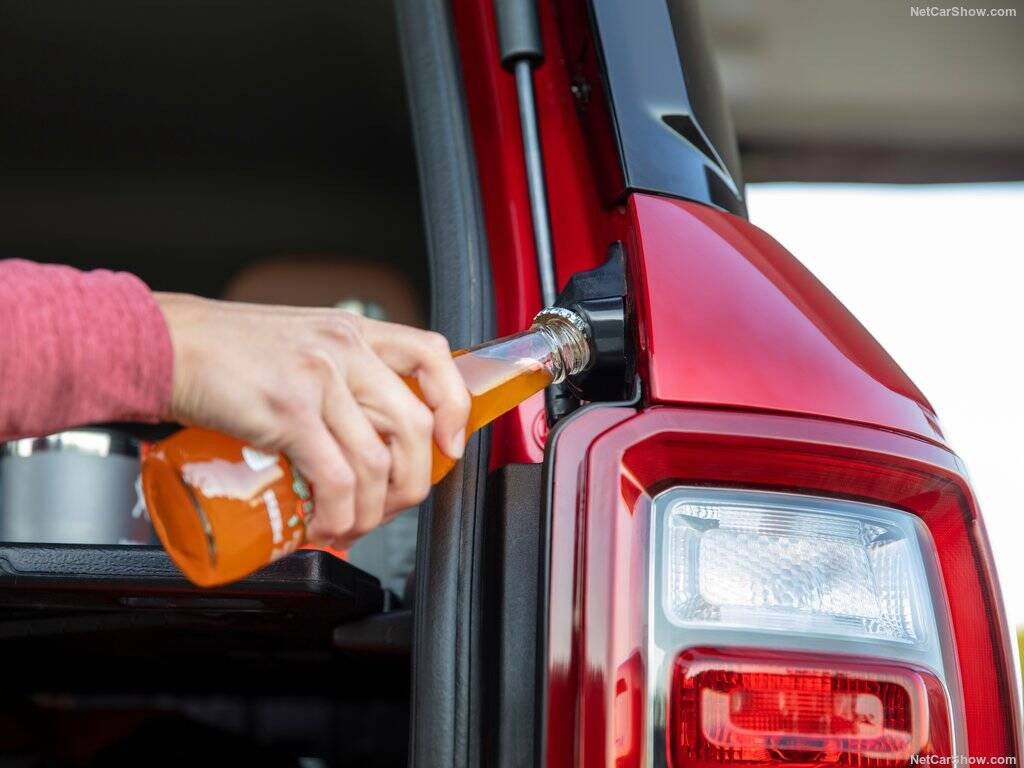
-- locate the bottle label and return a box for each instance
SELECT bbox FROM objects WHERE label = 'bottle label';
[267,464,313,563]
[242,446,280,472]
[264,488,283,544]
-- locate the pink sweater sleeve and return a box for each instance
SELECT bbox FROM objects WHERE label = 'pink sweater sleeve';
[0,259,173,441]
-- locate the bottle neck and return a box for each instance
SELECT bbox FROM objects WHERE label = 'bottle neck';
[456,308,592,390]
[529,307,592,384]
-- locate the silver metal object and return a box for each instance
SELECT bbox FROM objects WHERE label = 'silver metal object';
[514,58,558,308]
[0,428,153,545]
[2,430,136,459]
[333,297,389,320]
[532,306,590,339]
[531,306,594,383]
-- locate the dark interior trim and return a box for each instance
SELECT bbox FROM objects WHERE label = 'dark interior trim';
[394,0,496,765]
[741,141,1024,185]
[479,463,544,768]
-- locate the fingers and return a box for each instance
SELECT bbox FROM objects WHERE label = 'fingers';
[279,419,356,547]
[285,312,462,539]
[346,355,435,513]
[358,320,471,461]
[321,381,391,546]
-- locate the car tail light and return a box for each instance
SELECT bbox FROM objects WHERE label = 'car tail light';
[668,648,952,767]
[656,488,953,767]
[547,408,1021,768]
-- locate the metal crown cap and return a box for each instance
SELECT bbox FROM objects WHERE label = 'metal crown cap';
[531,306,590,339]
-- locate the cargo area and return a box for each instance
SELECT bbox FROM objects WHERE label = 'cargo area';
[0,1,421,764]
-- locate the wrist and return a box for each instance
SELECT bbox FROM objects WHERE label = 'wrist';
[153,292,208,423]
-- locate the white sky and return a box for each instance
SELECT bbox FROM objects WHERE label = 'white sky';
[747,182,1024,629]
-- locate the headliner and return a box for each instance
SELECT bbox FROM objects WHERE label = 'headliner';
[702,0,1024,183]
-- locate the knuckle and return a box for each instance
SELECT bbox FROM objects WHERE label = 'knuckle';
[330,469,356,497]
[360,444,391,475]
[391,468,431,508]
[352,510,384,537]
[323,315,364,349]
[323,523,352,541]
[397,477,431,508]
[451,385,472,418]
[422,331,451,356]
[412,473,432,501]
[388,489,415,510]
[315,463,355,499]
[264,388,307,421]
[408,402,434,436]
[310,515,352,542]
[328,522,353,539]
[247,418,286,451]
[297,347,340,379]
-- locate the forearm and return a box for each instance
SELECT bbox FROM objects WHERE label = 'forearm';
[0,259,173,440]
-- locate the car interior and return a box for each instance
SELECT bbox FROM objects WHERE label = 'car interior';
[702,0,1024,184]
[0,1,429,302]
[0,1,426,765]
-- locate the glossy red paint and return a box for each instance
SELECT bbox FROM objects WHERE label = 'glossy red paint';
[544,405,636,768]
[451,0,625,468]
[545,406,1020,766]
[625,193,946,445]
[452,0,539,335]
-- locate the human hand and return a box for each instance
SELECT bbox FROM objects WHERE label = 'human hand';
[153,294,470,548]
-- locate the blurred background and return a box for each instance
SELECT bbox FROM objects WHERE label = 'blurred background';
[700,0,1024,668]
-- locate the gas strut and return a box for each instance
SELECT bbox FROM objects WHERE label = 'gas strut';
[495,0,557,308]
[496,0,578,422]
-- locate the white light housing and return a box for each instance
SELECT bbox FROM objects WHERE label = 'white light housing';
[660,488,934,646]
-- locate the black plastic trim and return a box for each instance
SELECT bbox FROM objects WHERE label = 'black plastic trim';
[587,0,746,216]
[332,609,413,656]
[481,463,544,768]
[0,544,383,628]
[556,244,633,404]
[395,0,496,766]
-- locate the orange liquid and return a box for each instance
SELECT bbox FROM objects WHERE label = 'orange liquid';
[418,349,552,483]
[141,348,553,586]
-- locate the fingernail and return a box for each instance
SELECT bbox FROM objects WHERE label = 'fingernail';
[450,429,466,459]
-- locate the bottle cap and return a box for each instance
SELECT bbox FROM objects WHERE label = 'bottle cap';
[531,307,593,380]
[531,306,590,339]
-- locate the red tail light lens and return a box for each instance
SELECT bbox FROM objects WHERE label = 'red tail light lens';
[669,648,952,767]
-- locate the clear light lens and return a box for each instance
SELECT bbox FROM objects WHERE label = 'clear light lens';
[661,488,931,645]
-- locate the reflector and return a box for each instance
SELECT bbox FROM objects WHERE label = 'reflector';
[661,488,933,645]
[668,647,951,767]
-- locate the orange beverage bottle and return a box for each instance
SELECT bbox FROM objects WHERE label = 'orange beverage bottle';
[141,308,591,586]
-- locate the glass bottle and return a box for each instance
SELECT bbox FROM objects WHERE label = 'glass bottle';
[141,307,591,586]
